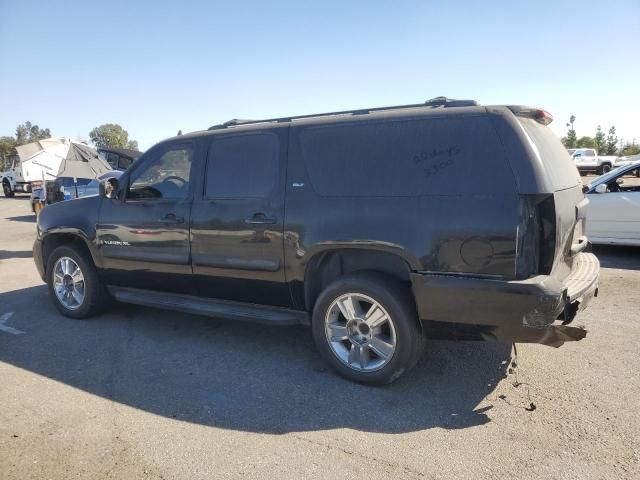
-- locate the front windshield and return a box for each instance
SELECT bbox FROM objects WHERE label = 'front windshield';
[590,160,640,187]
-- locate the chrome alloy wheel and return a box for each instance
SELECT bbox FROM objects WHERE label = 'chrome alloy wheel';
[53,257,85,310]
[324,293,397,372]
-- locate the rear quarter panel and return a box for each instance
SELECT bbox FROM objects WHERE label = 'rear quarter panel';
[284,112,522,304]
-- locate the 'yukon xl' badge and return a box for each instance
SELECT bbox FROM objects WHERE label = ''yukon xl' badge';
[101,240,131,246]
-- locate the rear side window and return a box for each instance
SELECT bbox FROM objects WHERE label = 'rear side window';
[298,116,514,196]
[517,118,580,190]
[206,133,279,198]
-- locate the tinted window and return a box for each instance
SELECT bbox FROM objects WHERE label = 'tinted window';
[128,145,192,200]
[118,156,133,170]
[99,151,120,168]
[518,118,580,190]
[206,133,279,198]
[298,116,513,196]
[584,150,595,157]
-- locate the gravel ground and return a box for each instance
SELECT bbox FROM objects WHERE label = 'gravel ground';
[0,193,639,480]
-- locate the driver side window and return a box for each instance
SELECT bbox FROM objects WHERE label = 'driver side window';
[127,145,193,200]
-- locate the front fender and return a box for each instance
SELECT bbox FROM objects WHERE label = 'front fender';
[1,174,15,188]
[37,195,103,268]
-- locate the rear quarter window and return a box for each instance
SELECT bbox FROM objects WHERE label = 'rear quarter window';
[517,118,580,191]
[298,115,515,196]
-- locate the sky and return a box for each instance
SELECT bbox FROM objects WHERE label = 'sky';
[0,0,638,151]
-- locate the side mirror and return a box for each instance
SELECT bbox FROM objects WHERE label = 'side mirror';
[616,178,624,185]
[594,184,607,194]
[99,178,120,199]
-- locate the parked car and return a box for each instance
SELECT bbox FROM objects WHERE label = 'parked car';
[614,155,640,176]
[571,148,618,175]
[33,98,600,384]
[31,171,123,215]
[585,158,640,246]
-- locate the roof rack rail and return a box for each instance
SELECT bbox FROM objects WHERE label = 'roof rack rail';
[424,96,478,107]
[207,96,479,131]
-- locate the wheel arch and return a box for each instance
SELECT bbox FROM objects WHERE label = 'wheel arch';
[300,246,418,312]
[41,231,99,277]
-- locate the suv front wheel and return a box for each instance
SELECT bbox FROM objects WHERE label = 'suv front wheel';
[46,244,108,319]
[312,272,425,385]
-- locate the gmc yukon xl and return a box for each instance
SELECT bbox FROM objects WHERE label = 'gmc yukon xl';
[33,97,600,384]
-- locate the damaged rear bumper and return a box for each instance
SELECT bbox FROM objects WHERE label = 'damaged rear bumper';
[410,252,599,347]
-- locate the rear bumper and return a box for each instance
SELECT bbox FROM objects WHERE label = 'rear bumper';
[410,252,599,346]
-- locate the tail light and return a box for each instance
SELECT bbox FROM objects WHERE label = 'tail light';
[508,106,554,125]
[516,195,556,279]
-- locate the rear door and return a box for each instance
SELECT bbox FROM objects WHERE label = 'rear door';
[190,127,290,307]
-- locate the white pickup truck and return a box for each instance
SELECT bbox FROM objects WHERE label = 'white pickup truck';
[568,148,618,175]
[1,155,32,197]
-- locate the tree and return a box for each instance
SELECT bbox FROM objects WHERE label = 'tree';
[89,123,138,149]
[594,125,605,153]
[604,126,618,155]
[576,136,595,148]
[0,136,17,169]
[15,121,51,145]
[0,136,17,157]
[561,115,577,148]
[621,141,640,156]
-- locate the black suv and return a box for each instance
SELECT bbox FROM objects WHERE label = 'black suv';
[33,98,600,384]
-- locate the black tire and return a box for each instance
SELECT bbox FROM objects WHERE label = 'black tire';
[3,181,14,198]
[599,164,612,174]
[46,244,108,319]
[579,171,586,177]
[311,272,425,385]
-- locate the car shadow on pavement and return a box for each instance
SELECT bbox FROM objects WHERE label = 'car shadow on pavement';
[0,285,511,434]
[0,250,33,260]
[5,215,35,223]
[593,245,640,271]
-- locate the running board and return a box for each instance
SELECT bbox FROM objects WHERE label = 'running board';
[108,286,310,326]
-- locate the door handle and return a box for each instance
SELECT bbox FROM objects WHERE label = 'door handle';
[244,213,277,225]
[161,213,184,224]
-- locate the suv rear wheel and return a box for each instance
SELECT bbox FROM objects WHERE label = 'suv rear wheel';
[46,245,108,319]
[312,272,425,385]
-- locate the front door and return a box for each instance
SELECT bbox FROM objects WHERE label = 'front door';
[97,141,196,292]
[589,189,640,243]
[190,127,290,307]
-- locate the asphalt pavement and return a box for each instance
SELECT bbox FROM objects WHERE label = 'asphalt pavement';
[0,194,639,479]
